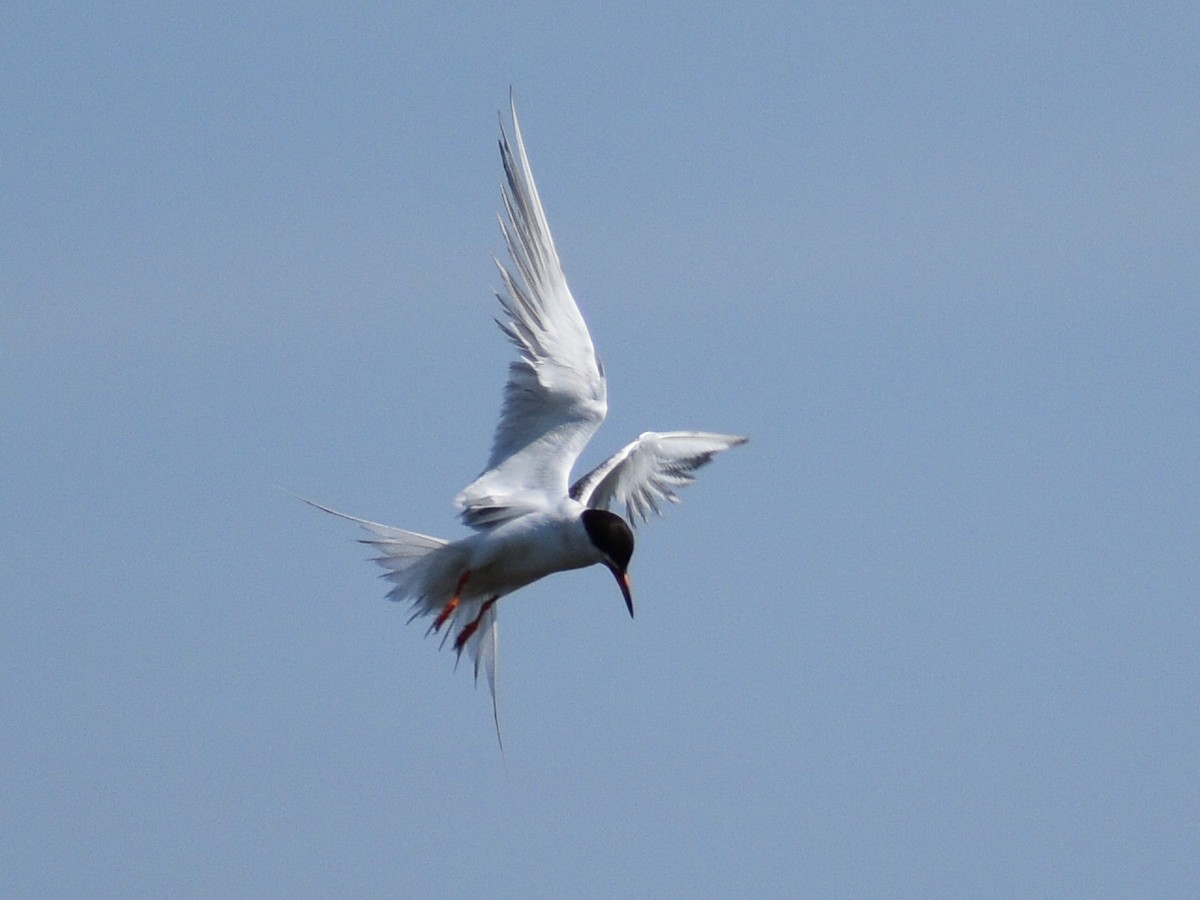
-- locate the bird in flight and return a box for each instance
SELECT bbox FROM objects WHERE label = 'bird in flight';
[306,96,746,742]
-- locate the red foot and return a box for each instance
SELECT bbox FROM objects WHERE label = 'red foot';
[455,596,498,652]
[433,571,471,632]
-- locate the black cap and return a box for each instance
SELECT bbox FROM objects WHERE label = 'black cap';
[581,508,636,617]
[581,508,634,570]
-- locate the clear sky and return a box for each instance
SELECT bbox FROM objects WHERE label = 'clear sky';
[4,3,1197,897]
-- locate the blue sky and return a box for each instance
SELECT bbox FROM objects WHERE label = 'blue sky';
[4,3,1197,897]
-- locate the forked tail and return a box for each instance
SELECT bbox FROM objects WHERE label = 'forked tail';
[297,495,504,748]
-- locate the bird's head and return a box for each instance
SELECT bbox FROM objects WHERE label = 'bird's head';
[581,508,636,618]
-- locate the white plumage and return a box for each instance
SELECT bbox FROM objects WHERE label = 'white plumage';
[307,96,746,744]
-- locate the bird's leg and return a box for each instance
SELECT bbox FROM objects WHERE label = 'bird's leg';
[455,596,498,653]
[432,571,471,632]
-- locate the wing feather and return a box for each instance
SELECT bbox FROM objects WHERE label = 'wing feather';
[570,431,747,524]
[456,96,607,527]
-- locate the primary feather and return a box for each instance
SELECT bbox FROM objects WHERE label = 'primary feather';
[571,431,749,523]
[455,97,607,528]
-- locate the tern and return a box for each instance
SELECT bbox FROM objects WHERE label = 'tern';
[306,97,746,741]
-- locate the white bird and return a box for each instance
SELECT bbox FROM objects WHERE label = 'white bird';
[306,97,746,742]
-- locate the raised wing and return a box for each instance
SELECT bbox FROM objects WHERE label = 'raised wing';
[455,96,607,528]
[571,431,748,524]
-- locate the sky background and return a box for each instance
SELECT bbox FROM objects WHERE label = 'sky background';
[4,3,1197,897]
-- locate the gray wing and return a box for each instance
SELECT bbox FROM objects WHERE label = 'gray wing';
[571,431,748,524]
[455,96,607,528]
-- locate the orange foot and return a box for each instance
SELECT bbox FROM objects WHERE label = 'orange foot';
[432,571,471,632]
[455,596,498,653]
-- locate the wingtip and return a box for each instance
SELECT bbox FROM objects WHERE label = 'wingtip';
[501,88,519,133]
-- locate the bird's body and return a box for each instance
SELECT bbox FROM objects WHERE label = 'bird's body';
[440,499,612,598]
[307,96,745,740]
